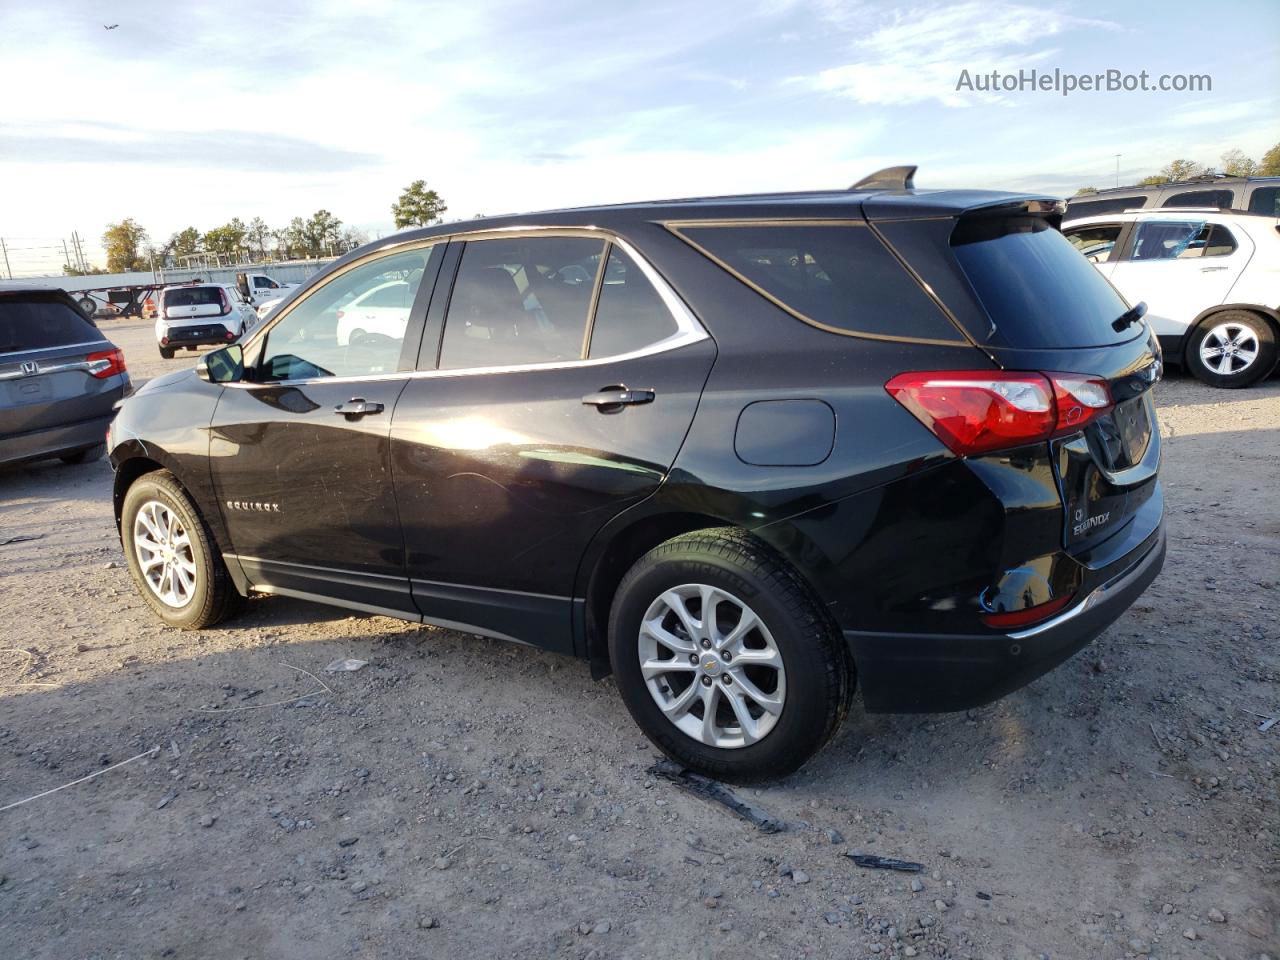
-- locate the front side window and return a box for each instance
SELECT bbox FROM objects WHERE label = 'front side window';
[1130,221,1235,261]
[255,276,277,289]
[257,246,435,381]
[438,236,605,369]
[1162,189,1234,209]
[1064,224,1122,262]
[587,247,677,358]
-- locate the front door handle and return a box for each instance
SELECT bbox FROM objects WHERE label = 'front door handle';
[1200,265,1228,272]
[582,386,655,410]
[334,398,384,417]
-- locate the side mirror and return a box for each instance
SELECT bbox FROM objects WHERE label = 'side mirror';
[197,343,244,383]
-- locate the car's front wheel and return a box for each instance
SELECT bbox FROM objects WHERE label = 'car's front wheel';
[608,528,852,783]
[121,471,240,629]
[1187,311,1277,388]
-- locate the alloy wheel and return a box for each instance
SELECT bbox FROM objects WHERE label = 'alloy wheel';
[1199,322,1259,376]
[132,500,197,608]
[638,584,786,748]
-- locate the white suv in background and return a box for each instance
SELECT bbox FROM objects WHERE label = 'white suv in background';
[1064,209,1280,388]
[154,283,258,359]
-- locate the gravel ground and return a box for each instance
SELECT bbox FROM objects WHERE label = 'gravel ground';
[1,316,1277,960]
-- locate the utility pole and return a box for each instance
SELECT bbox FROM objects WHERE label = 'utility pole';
[0,238,11,279]
[62,239,72,272]
[1114,154,1121,188]
[72,231,88,273]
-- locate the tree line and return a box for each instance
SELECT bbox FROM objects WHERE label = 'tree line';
[1075,138,1280,195]
[86,180,449,275]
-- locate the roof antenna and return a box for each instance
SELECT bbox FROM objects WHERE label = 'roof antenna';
[850,165,917,192]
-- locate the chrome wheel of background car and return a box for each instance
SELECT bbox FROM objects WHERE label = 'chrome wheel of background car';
[1199,322,1259,376]
[132,500,197,608]
[637,584,786,749]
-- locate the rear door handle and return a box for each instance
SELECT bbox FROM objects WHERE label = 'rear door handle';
[334,398,384,417]
[1200,265,1228,272]
[582,387,655,410]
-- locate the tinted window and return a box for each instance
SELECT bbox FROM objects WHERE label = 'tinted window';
[677,224,961,341]
[1065,196,1146,217]
[1063,223,1122,261]
[951,215,1133,348]
[439,236,605,369]
[254,276,277,288]
[1248,187,1280,215]
[1129,220,1236,260]
[259,246,435,381]
[164,287,222,307]
[1162,189,1234,209]
[588,247,677,358]
[0,295,99,352]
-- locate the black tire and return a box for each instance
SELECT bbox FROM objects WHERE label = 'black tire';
[608,528,852,783]
[121,470,241,629]
[1186,311,1277,389]
[159,346,174,359]
[78,297,96,317]
[60,443,105,465]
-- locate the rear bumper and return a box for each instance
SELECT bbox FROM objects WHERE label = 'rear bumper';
[0,412,114,467]
[846,521,1166,713]
[161,323,233,347]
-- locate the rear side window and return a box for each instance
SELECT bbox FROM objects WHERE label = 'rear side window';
[1130,220,1235,260]
[1162,189,1234,209]
[1065,195,1147,217]
[439,236,605,369]
[673,223,962,342]
[950,215,1133,349]
[0,295,98,352]
[587,247,677,358]
[164,287,222,308]
[1248,187,1280,215]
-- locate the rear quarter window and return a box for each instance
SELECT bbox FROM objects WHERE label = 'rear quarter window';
[0,295,99,352]
[1162,189,1234,209]
[950,215,1134,349]
[671,223,963,342]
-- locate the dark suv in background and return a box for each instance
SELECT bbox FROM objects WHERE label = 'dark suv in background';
[1,283,129,468]
[1064,174,1280,221]
[108,167,1166,781]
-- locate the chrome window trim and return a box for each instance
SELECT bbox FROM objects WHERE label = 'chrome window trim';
[224,226,708,390]
[0,340,108,358]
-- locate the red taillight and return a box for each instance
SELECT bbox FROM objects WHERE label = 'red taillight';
[86,347,126,379]
[160,336,169,345]
[980,592,1075,629]
[885,370,1111,457]
[225,331,235,340]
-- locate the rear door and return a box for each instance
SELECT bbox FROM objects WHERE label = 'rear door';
[390,232,715,651]
[0,292,124,441]
[1107,218,1254,338]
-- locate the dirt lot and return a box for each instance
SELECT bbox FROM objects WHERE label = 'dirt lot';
[1,316,1277,960]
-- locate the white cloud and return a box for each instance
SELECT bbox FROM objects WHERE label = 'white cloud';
[794,2,1118,107]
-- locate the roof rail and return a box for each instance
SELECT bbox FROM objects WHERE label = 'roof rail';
[850,165,917,192]
[1124,207,1222,214]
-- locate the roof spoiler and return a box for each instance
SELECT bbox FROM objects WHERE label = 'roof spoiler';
[850,165,917,192]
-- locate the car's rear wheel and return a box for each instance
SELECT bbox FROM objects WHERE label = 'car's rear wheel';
[1187,311,1277,388]
[121,471,240,629]
[608,528,852,783]
[159,346,174,359]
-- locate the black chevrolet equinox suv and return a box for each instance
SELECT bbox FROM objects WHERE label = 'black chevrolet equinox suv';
[109,167,1166,781]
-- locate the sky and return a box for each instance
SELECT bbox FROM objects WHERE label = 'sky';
[1,0,1277,275]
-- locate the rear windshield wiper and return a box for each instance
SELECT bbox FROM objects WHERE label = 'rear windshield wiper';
[1112,301,1147,333]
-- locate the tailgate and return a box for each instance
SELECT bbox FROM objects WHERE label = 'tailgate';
[0,343,121,436]
[165,303,223,319]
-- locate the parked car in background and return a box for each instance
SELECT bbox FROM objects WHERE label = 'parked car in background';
[109,168,1166,781]
[1064,175,1280,222]
[334,277,418,345]
[1,282,129,467]
[154,283,257,359]
[1064,209,1280,387]
[236,271,299,308]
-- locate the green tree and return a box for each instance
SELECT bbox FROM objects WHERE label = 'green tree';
[1073,187,1098,196]
[1258,141,1280,176]
[1219,148,1257,177]
[306,210,343,256]
[1158,159,1204,182]
[1138,175,1165,186]
[101,218,150,272]
[391,180,448,228]
[167,227,202,262]
[202,217,248,260]
[61,262,108,276]
[246,217,271,259]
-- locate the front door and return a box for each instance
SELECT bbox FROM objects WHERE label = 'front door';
[390,233,715,651]
[1108,218,1254,339]
[208,243,444,616]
